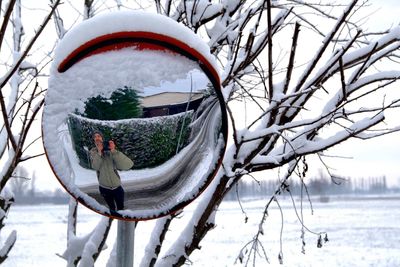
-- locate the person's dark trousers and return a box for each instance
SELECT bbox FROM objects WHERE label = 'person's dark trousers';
[99,185,125,212]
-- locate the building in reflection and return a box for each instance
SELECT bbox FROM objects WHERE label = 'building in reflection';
[142,92,204,118]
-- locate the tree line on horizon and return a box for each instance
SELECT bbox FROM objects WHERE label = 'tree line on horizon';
[225,175,397,201]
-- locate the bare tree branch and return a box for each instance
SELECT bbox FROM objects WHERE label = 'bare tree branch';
[283,22,301,95]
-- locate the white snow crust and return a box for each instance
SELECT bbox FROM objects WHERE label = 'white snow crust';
[52,10,218,73]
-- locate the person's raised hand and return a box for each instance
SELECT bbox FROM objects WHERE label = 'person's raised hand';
[109,140,116,152]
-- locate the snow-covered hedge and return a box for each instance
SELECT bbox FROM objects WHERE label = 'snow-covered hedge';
[68,111,193,169]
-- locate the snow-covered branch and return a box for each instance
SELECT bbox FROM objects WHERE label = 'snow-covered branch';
[157,171,223,266]
[59,200,112,267]
[0,0,62,263]
[249,114,385,172]
[50,0,67,38]
[0,230,16,264]
[0,193,15,264]
[140,214,177,267]
[221,7,292,88]
[84,0,95,19]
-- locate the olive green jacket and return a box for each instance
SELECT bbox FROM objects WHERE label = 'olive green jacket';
[90,148,134,189]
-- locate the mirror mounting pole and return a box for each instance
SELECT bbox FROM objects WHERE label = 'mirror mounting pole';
[117,220,135,267]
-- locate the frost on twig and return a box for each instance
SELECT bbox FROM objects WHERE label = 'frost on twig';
[58,199,112,267]
[0,195,16,264]
[140,214,178,267]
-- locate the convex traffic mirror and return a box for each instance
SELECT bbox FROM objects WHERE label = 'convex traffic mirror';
[43,11,228,220]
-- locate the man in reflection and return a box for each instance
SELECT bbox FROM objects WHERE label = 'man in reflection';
[90,131,133,215]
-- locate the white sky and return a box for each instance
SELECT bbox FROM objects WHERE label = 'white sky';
[15,0,400,192]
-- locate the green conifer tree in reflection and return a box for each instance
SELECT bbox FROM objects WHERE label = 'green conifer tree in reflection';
[82,86,142,120]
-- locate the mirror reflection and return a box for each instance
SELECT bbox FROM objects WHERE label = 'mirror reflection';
[44,45,225,219]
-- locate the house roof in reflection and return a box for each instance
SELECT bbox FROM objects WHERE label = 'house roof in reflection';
[141,92,204,108]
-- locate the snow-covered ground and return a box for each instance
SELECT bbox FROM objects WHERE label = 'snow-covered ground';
[2,195,400,266]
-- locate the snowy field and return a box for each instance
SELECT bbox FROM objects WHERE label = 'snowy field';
[2,195,400,267]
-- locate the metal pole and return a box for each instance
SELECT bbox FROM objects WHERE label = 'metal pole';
[116,220,135,267]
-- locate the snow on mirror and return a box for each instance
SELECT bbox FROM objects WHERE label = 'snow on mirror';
[43,11,227,220]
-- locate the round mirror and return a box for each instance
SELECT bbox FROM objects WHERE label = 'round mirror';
[43,11,227,220]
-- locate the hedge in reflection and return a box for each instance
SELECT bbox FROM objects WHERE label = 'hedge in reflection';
[67,111,193,169]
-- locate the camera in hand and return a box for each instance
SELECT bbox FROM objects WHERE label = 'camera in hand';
[102,140,111,153]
